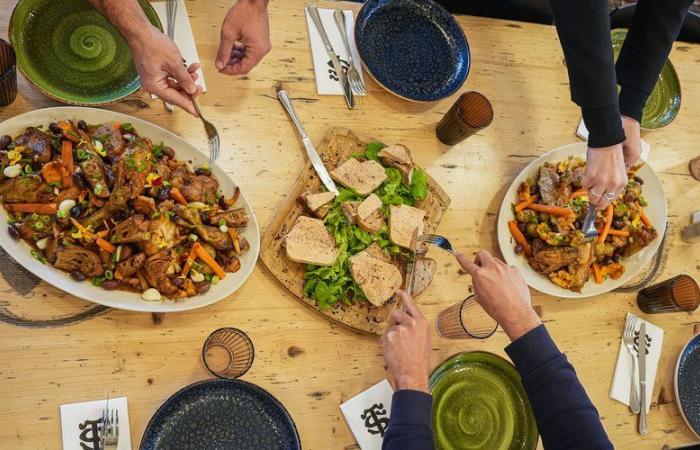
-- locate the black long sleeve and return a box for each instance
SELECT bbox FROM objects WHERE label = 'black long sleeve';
[616,0,693,122]
[382,389,434,450]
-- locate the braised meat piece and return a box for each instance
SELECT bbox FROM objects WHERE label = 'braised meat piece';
[14,127,53,163]
[112,215,150,244]
[117,253,146,278]
[0,175,54,203]
[142,250,182,298]
[623,228,658,257]
[17,213,53,239]
[199,225,233,251]
[208,208,249,227]
[80,157,110,198]
[142,216,178,256]
[530,244,580,274]
[119,143,153,199]
[54,245,104,277]
[538,165,571,206]
[170,166,219,203]
[89,124,125,158]
[133,195,156,214]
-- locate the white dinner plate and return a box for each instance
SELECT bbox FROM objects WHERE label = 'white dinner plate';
[0,107,260,312]
[496,142,667,298]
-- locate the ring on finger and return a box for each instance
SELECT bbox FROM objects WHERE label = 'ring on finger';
[604,191,616,200]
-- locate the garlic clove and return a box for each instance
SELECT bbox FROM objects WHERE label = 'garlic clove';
[142,288,162,301]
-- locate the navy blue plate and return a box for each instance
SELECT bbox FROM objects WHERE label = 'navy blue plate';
[355,0,470,102]
[140,379,301,450]
[675,334,700,438]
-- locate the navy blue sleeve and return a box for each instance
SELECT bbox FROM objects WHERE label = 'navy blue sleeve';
[382,390,434,450]
[506,325,613,450]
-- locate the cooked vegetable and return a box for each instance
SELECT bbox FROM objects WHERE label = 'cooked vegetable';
[597,205,614,244]
[61,140,74,187]
[508,220,532,256]
[592,263,603,284]
[5,203,58,214]
[526,203,575,217]
[170,187,188,205]
[515,194,539,213]
[193,242,226,280]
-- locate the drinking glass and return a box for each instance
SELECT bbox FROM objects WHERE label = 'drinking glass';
[637,275,700,314]
[0,39,17,107]
[435,295,498,339]
[436,91,493,145]
[202,327,254,379]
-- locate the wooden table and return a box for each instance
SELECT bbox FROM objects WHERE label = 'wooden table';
[1,1,699,448]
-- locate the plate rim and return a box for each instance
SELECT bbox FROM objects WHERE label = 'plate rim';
[0,106,260,313]
[674,333,700,439]
[138,378,302,450]
[496,142,668,299]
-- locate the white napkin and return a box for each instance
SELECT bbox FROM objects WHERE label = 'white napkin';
[610,313,664,413]
[305,8,366,96]
[576,119,650,161]
[60,397,131,450]
[150,0,207,93]
[340,379,394,450]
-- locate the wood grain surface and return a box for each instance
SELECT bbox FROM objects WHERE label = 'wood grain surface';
[1,1,699,449]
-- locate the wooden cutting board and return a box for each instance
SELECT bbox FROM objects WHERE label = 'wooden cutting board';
[260,128,451,335]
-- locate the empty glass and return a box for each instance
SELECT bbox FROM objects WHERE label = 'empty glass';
[436,91,493,145]
[637,275,700,314]
[0,39,17,106]
[202,327,254,379]
[435,295,498,339]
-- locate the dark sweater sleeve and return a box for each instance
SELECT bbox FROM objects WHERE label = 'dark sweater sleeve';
[616,0,692,122]
[382,390,434,450]
[506,325,613,450]
[548,0,625,148]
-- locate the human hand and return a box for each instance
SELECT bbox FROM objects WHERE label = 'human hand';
[128,26,201,116]
[380,291,431,393]
[456,250,541,341]
[216,0,271,76]
[582,144,628,210]
[621,115,641,169]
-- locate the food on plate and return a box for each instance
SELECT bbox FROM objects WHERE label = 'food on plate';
[299,142,432,310]
[299,191,336,218]
[379,144,414,183]
[285,216,337,266]
[389,204,426,248]
[0,119,250,300]
[510,156,658,292]
[330,158,387,195]
[349,249,403,307]
[412,257,437,296]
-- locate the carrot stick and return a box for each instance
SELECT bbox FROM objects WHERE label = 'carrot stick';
[515,194,539,213]
[181,244,199,277]
[592,263,603,284]
[597,205,614,244]
[61,140,74,187]
[570,189,588,199]
[170,187,188,206]
[5,203,57,214]
[606,229,630,237]
[508,220,532,256]
[637,204,652,228]
[96,237,116,254]
[227,228,241,255]
[193,242,226,279]
[526,203,575,217]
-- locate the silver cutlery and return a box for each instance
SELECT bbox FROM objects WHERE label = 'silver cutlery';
[99,398,119,448]
[164,0,178,112]
[404,228,419,295]
[639,322,648,435]
[190,97,220,166]
[277,89,339,195]
[307,5,354,109]
[333,9,366,95]
[582,205,599,241]
[418,234,455,255]
[622,315,641,414]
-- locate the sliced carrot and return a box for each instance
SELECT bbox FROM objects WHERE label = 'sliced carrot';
[606,229,630,237]
[112,121,120,130]
[570,189,588,199]
[193,242,226,279]
[61,140,74,187]
[526,203,575,217]
[592,263,603,284]
[515,194,539,213]
[40,161,65,185]
[96,237,116,254]
[181,244,199,277]
[170,187,188,206]
[508,220,532,256]
[227,228,241,254]
[597,205,614,244]
[637,205,653,228]
[5,203,57,214]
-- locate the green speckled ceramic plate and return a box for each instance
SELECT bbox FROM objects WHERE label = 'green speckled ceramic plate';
[9,0,162,105]
[612,30,681,129]
[430,351,538,450]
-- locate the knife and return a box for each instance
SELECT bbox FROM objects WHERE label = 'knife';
[277,89,339,195]
[306,5,355,109]
[404,228,419,296]
[638,322,648,435]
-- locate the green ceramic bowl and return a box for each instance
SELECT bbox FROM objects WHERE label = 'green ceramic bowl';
[9,0,162,105]
[430,351,539,450]
[612,29,681,129]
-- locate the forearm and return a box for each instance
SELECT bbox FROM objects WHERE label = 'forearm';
[506,325,613,449]
[548,0,624,148]
[616,0,693,122]
[382,390,434,450]
[87,0,154,43]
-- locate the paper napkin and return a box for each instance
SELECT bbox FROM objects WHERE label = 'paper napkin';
[610,313,664,413]
[576,119,650,161]
[60,397,131,450]
[150,0,207,94]
[305,8,366,96]
[340,379,395,450]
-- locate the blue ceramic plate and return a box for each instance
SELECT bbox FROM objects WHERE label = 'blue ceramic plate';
[675,334,700,439]
[140,379,301,450]
[355,0,470,102]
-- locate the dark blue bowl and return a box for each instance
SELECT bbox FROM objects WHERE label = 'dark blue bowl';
[355,0,470,102]
[675,333,700,438]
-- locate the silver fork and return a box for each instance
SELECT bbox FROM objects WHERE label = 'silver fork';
[164,0,178,112]
[333,9,366,95]
[100,406,120,448]
[190,98,220,166]
[582,204,599,241]
[623,315,641,414]
[418,234,455,255]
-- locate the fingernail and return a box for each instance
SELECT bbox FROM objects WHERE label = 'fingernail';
[215,61,223,70]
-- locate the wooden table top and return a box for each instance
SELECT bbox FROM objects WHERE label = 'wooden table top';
[1,0,699,448]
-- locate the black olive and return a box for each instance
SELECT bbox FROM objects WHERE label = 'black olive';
[113,210,127,221]
[163,147,175,159]
[157,187,171,203]
[518,223,526,234]
[530,185,539,195]
[172,277,185,288]
[196,281,211,294]
[514,244,523,255]
[101,280,120,290]
[603,257,613,265]
[8,225,21,240]
[613,220,624,229]
[200,212,209,224]
[195,167,212,176]
[70,204,83,218]
[0,135,11,150]
[574,220,582,229]
[218,196,227,209]
[70,271,86,281]
[77,120,88,132]
[612,254,621,263]
[48,122,61,134]
[73,172,87,189]
[633,175,644,185]
[104,167,115,189]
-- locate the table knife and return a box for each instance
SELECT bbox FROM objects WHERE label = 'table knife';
[638,322,648,435]
[277,89,339,195]
[306,5,355,109]
[404,228,419,295]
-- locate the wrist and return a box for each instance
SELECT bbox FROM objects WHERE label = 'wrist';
[394,374,429,394]
[500,308,541,342]
[124,22,159,47]
[238,0,268,10]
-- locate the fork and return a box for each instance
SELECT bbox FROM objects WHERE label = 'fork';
[418,234,455,255]
[190,97,220,166]
[581,204,599,241]
[333,9,366,95]
[100,407,120,448]
[164,0,178,112]
[623,315,641,414]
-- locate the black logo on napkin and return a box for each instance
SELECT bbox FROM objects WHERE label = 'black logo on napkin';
[361,403,389,437]
[327,56,350,81]
[78,417,103,450]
